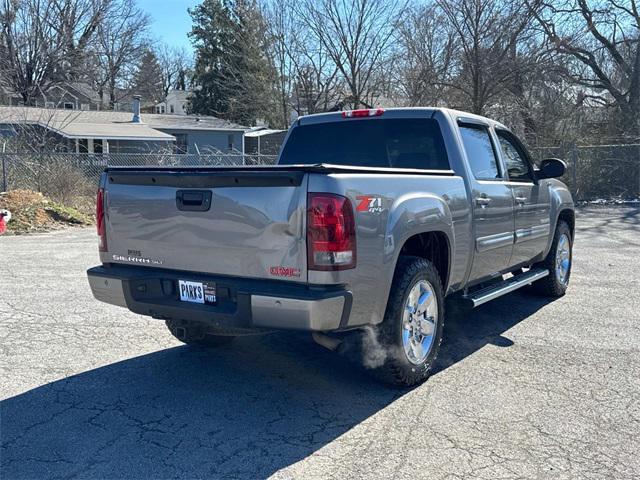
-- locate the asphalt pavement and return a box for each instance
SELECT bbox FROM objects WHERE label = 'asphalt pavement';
[1,206,639,479]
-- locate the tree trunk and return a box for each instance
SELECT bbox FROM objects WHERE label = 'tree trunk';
[109,81,116,110]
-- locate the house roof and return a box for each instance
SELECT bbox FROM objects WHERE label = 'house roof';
[146,113,246,131]
[0,106,248,141]
[244,129,286,138]
[0,106,174,141]
[66,82,102,103]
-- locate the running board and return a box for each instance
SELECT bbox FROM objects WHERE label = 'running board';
[462,268,549,308]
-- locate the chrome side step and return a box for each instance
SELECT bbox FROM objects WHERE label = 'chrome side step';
[463,268,549,308]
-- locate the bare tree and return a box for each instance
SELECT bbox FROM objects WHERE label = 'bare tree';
[298,0,407,109]
[156,43,192,98]
[436,0,534,115]
[263,0,296,127]
[1,0,59,104]
[528,0,640,138]
[50,0,111,80]
[91,0,149,109]
[0,0,111,104]
[394,3,456,107]
[264,0,340,124]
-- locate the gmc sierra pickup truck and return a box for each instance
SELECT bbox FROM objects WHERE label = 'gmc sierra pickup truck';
[88,107,574,386]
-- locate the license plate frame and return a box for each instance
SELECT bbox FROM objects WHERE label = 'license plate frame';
[178,280,216,304]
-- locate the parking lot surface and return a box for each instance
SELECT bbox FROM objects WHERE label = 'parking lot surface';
[1,206,639,479]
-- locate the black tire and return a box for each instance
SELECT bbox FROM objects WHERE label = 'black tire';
[533,220,572,297]
[165,319,235,347]
[367,256,445,387]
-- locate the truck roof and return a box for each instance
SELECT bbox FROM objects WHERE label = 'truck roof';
[296,107,508,131]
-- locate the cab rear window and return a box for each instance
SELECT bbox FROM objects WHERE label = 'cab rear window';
[279,118,450,170]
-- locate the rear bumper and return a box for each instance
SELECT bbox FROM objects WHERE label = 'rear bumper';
[87,265,352,332]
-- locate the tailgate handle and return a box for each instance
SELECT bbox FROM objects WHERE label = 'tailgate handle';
[176,190,212,211]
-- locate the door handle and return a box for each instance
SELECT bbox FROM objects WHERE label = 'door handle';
[475,197,491,207]
[176,190,212,212]
[515,196,527,205]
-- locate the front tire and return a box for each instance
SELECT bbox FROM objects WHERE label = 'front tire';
[533,220,573,297]
[368,256,445,387]
[165,319,235,347]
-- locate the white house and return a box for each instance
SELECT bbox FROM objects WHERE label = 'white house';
[155,90,191,115]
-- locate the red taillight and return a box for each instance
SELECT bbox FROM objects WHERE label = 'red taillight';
[307,193,356,271]
[342,108,384,118]
[96,187,107,251]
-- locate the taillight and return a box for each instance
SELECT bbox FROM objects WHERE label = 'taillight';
[342,108,384,118]
[96,187,107,252]
[307,193,356,271]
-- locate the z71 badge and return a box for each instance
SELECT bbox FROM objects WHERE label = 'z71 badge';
[356,195,384,213]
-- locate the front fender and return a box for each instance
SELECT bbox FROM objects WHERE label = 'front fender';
[543,179,575,257]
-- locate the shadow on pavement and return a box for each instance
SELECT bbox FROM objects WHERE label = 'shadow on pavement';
[2,291,554,479]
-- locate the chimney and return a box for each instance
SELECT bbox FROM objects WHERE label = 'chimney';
[132,95,141,123]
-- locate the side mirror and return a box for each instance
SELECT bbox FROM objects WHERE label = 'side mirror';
[537,158,566,179]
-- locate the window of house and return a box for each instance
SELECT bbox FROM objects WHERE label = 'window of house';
[81,103,90,111]
[78,139,88,153]
[64,102,74,110]
[459,125,501,180]
[170,105,175,114]
[228,134,235,151]
[45,102,55,109]
[94,139,103,154]
[496,131,534,182]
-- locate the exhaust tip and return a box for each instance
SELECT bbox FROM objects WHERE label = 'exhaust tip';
[312,332,342,351]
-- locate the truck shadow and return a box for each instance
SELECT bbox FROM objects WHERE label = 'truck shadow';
[434,290,554,374]
[1,291,552,479]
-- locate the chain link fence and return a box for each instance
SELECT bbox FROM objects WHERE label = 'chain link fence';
[1,145,638,206]
[530,144,640,201]
[0,152,277,210]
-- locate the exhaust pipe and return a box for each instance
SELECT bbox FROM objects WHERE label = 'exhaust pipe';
[312,332,342,351]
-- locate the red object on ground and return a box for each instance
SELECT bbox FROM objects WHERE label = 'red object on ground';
[0,216,6,235]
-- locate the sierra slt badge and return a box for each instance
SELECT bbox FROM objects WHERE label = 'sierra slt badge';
[112,254,164,266]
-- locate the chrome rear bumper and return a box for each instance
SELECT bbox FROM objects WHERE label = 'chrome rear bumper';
[87,265,351,332]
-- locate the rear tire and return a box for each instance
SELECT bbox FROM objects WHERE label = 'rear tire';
[533,220,572,297]
[165,319,235,347]
[367,256,445,387]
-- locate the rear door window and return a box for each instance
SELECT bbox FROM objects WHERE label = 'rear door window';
[279,118,450,170]
[459,125,501,180]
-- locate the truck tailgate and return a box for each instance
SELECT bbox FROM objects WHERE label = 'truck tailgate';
[102,169,308,282]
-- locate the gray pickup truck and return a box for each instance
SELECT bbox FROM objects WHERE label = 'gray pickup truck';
[88,107,574,386]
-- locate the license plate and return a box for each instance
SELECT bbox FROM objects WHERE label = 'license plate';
[178,280,216,304]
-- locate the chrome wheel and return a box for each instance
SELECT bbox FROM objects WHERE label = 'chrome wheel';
[555,233,571,285]
[402,280,438,365]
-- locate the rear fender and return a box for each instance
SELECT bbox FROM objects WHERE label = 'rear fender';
[370,193,454,321]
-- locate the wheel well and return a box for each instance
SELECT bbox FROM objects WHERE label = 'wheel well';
[399,231,450,287]
[558,209,575,237]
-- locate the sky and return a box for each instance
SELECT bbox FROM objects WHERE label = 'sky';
[137,0,200,53]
